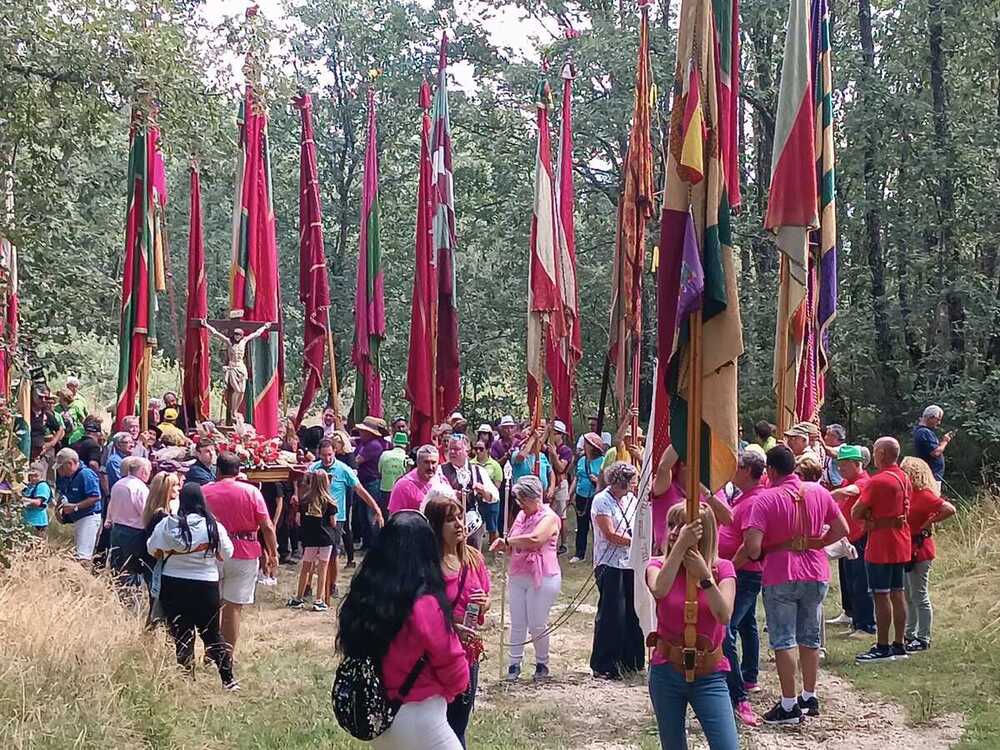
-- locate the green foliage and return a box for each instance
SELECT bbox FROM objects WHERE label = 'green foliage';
[0,0,997,479]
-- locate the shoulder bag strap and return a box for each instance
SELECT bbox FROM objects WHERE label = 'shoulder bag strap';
[450,564,470,610]
[397,653,429,700]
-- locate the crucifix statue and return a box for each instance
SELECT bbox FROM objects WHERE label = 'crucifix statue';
[199,318,272,425]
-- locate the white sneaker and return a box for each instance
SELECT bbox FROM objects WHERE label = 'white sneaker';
[825,611,852,625]
[569,556,583,564]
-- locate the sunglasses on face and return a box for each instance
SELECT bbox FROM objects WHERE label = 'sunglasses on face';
[474,445,486,451]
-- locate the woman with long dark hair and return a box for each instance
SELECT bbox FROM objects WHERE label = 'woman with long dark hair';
[147,482,237,689]
[424,493,491,748]
[337,511,469,749]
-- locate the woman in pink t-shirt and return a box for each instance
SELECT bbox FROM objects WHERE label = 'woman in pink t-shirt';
[424,494,492,748]
[337,511,469,750]
[646,503,739,750]
[490,475,561,682]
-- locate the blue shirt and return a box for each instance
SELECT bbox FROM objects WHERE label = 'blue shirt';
[309,459,360,522]
[511,450,552,493]
[105,451,126,490]
[913,425,944,480]
[56,466,102,522]
[575,456,605,499]
[185,460,216,487]
[22,481,51,528]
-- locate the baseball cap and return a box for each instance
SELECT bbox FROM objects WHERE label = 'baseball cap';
[784,422,816,438]
[553,420,568,435]
[837,444,864,462]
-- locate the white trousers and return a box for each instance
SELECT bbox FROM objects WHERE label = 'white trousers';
[372,696,461,750]
[508,573,561,666]
[73,513,101,560]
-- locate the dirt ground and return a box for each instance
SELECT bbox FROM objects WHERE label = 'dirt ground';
[249,556,964,750]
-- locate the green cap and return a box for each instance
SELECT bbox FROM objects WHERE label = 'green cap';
[392,432,409,447]
[837,444,864,462]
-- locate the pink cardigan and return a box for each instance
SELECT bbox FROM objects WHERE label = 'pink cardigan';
[381,594,470,703]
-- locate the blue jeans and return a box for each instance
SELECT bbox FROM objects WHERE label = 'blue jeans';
[648,664,739,750]
[722,570,761,703]
[844,535,875,631]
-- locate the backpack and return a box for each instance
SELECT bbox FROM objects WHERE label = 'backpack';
[331,651,427,740]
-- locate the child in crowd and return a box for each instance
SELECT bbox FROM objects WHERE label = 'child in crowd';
[287,471,339,612]
[22,465,52,535]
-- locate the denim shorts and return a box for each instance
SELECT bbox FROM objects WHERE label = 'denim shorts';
[762,580,829,650]
[866,561,905,593]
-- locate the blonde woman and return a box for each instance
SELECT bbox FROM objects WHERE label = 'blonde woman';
[139,471,180,623]
[646,502,738,749]
[900,457,956,652]
[287,471,339,612]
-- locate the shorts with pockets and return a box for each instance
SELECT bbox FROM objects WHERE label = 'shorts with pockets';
[866,561,905,593]
[217,557,259,605]
[762,580,829,650]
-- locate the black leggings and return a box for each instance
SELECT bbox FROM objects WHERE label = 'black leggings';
[574,495,593,559]
[342,492,356,564]
[159,575,234,684]
[446,661,479,748]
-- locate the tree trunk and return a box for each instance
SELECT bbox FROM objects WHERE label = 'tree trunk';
[857,0,901,413]
[928,0,964,376]
[988,17,1000,363]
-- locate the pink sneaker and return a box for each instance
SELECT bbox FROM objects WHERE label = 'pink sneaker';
[743,681,761,693]
[735,700,761,727]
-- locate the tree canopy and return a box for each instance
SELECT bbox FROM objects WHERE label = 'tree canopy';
[1,0,997,483]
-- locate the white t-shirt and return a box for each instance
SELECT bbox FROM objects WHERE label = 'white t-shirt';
[591,488,637,570]
[147,513,234,581]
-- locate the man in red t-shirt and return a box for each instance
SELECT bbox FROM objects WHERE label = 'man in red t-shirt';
[852,437,911,662]
[828,445,875,635]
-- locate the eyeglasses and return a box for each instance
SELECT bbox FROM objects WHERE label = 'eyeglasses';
[474,445,486,451]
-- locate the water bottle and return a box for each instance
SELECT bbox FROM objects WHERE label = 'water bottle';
[463,603,480,629]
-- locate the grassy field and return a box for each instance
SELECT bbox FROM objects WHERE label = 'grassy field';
[3,498,997,749]
[820,497,1000,750]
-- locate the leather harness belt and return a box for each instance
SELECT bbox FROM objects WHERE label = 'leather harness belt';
[646,632,722,679]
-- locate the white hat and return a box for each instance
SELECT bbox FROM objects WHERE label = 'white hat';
[553,420,568,435]
[449,411,467,425]
[499,415,516,428]
[476,424,493,434]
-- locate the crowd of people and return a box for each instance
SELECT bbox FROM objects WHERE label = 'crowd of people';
[20,376,963,748]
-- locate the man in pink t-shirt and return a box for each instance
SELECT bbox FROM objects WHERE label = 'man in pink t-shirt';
[743,445,848,727]
[718,447,767,725]
[203,451,278,657]
[388,444,444,513]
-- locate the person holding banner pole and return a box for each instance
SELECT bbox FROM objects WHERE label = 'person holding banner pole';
[646,503,739,750]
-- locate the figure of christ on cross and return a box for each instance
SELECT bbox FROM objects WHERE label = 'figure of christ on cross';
[199,318,272,425]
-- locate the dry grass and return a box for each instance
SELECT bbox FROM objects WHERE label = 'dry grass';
[0,548,180,749]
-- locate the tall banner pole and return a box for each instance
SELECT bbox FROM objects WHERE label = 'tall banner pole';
[683,308,704,682]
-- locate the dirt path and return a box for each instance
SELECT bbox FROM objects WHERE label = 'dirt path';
[247,560,963,749]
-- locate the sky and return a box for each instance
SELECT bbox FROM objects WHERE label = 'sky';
[198,0,551,92]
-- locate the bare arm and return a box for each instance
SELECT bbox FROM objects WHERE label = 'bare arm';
[743,528,763,563]
[506,514,560,550]
[923,499,957,531]
[244,322,272,343]
[202,320,229,343]
[652,446,677,496]
[594,513,631,547]
[705,492,734,526]
[257,513,278,571]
